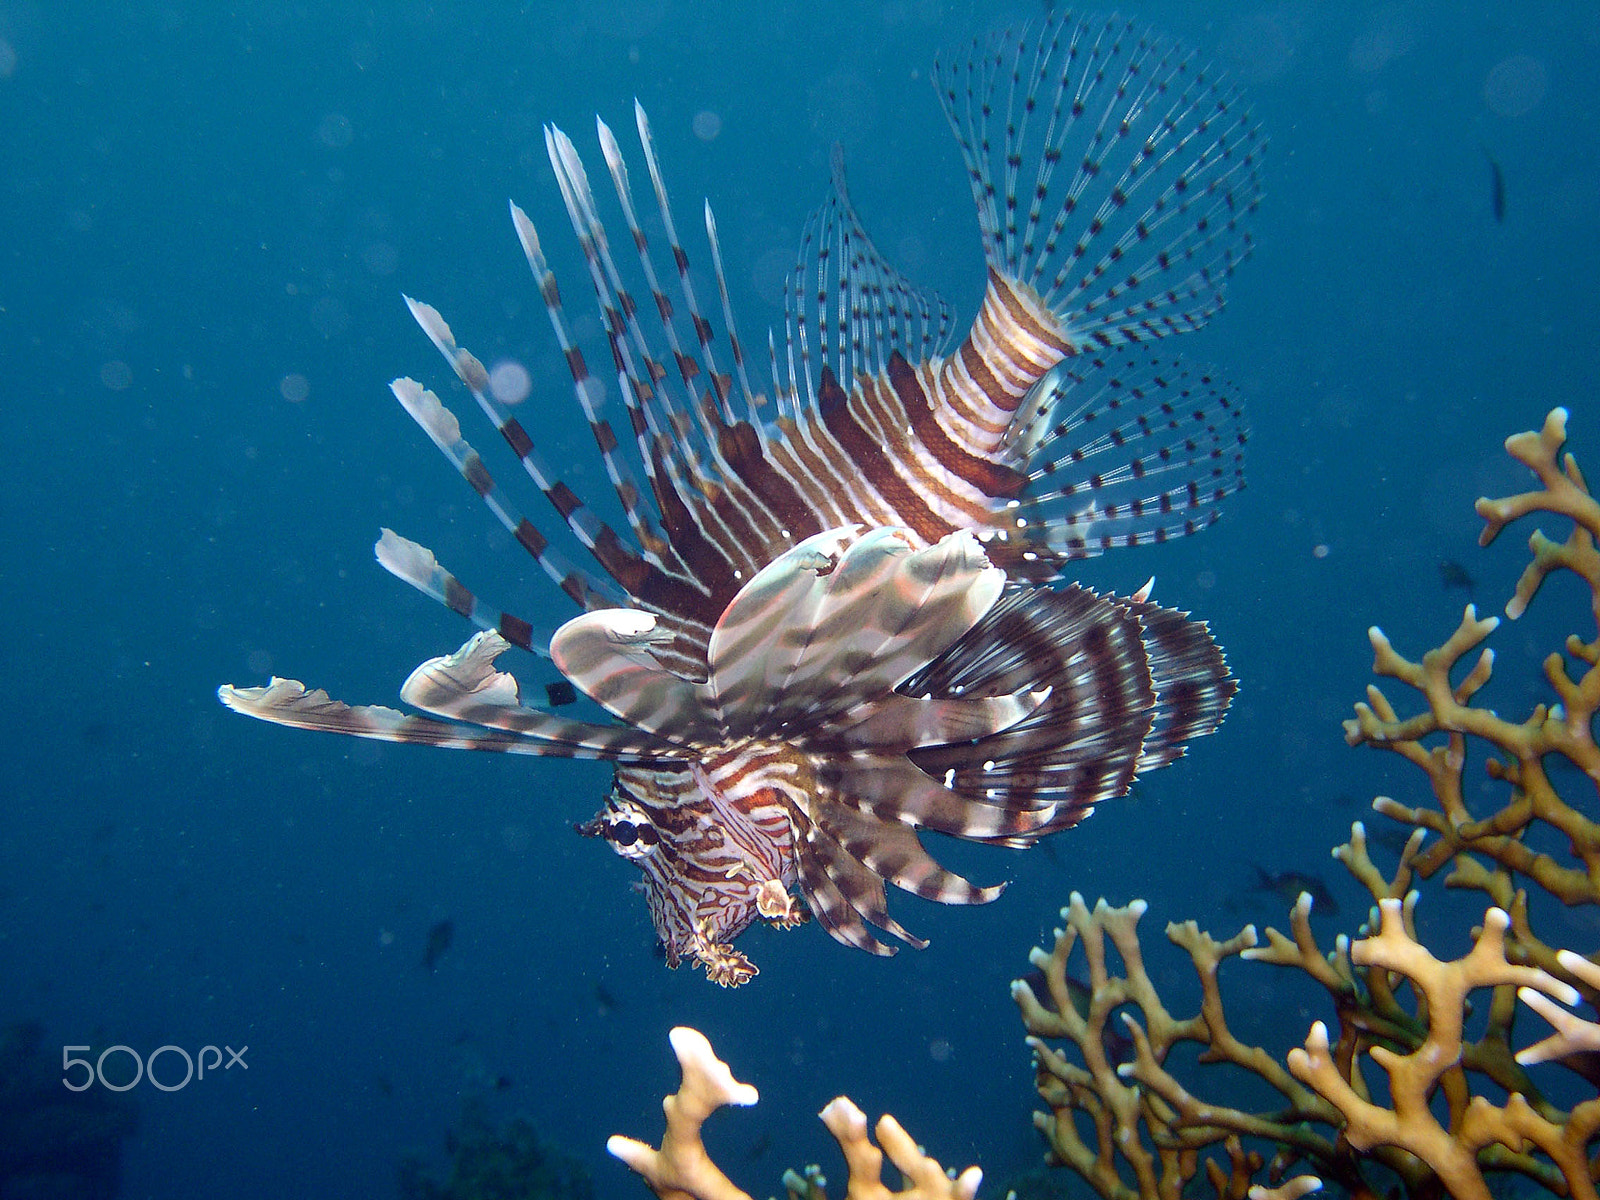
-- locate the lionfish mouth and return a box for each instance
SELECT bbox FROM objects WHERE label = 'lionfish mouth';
[219,11,1260,985]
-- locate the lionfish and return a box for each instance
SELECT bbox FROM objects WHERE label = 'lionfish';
[220,14,1261,985]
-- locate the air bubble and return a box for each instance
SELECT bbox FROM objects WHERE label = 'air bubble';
[316,112,354,149]
[1484,55,1548,117]
[100,360,132,391]
[692,110,722,141]
[280,373,310,403]
[489,359,532,406]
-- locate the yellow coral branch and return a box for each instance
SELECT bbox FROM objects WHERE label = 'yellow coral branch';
[608,1027,758,1200]
[1285,903,1576,1200]
[1517,948,1600,1066]
[611,1028,981,1200]
[818,1098,981,1200]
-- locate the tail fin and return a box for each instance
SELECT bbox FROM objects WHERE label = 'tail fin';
[935,15,1264,350]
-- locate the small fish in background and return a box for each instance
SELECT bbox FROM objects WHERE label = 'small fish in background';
[422,918,455,972]
[1015,967,1134,1065]
[1245,865,1340,917]
[1483,145,1506,223]
[1562,1051,1600,1090]
[1365,823,1420,860]
[1439,559,1476,592]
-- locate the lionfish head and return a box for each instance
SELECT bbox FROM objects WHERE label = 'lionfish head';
[562,525,1048,985]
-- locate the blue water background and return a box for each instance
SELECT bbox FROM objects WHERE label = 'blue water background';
[2,1,1597,1196]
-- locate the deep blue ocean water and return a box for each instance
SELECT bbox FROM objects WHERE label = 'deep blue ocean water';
[2,1,1597,1197]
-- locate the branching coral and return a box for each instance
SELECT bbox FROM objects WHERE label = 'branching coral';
[1016,410,1600,1199]
[400,1100,594,1200]
[1284,902,1584,1200]
[1019,889,1375,1199]
[609,1027,982,1200]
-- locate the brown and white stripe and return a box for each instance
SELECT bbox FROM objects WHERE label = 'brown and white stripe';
[220,13,1259,982]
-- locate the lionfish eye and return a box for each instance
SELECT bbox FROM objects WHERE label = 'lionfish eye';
[598,799,661,860]
[609,819,661,849]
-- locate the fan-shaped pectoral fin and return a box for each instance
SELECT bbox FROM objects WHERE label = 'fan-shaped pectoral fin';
[832,688,1051,750]
[550,608,718,736]
[396,630,691,755]
[811,797,1006,906]
[704,527,857,717]
[220,658,681,760]
[780,529,1005,703]
[837,754,1058,840]
[790,828,903,955]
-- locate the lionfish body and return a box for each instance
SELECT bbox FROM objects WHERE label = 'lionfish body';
[221,15,1262,985]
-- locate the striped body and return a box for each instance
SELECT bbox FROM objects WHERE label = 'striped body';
[220,13,1262,984]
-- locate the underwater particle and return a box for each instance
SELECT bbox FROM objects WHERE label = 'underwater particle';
[1347,14,1415,74]
[1216,12,1297,83]
[692,109,723,141]
[362,241,399,277]
[279,373,310,403]
[545,679,578,707]
[502,824,532,853]
[928,1037,952,1063]
[247,649,273,675]
[316,112,354,149]
[1313,543,1330,559]
[751,246,794,307]
[1484,54,1548,117]
[309,295,349,339]
[488,358,532,406]
[99,360,132,391]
